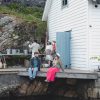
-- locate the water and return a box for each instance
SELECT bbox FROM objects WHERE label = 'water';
[0,95,79,100]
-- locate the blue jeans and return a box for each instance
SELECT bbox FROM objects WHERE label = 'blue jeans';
[28,67,38,79]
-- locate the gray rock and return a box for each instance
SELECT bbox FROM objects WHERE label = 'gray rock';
[0,15,18,49]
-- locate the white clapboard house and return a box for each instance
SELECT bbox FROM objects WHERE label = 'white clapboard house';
[42,0,100,71]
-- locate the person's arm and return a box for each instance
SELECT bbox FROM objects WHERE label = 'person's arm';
[27,58,32,70]
[29,43,34,48]
[38,44,41,53]
[38,44,41,50]
[59,59,64,72]
[38,58,41,71]
[31,58,34,68]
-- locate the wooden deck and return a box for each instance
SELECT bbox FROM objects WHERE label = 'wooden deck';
[0,68,97,79]
[0,68,98,79]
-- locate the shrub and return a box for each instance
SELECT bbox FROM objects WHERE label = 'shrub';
[7,3,22,10]
[7,3,43,16]
[33,12,42,18]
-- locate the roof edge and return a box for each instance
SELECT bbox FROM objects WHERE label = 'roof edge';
[42,0,52,21]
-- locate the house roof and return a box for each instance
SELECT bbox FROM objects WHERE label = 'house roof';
[42,0,52,21]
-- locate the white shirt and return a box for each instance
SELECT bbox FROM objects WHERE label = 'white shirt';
[29,42,40,57]
[29,42,40,52]
[45,45,52,51]
[45,45,53,55]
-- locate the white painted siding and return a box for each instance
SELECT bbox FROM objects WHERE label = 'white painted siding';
[88,1,100,70]
[47,0,89,69]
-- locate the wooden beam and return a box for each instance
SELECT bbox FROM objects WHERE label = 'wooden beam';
[18,71,98,79]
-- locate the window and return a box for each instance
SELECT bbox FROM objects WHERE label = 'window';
[62,0,68,6]
[97,0,100,4]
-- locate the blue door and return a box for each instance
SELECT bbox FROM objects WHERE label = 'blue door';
[56,31,70,68]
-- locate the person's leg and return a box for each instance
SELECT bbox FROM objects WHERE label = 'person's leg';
[45,68,52,82]
[46,67,54,82]
[50,68,60,82]
[28,67,33,79]
[32,67,38,78]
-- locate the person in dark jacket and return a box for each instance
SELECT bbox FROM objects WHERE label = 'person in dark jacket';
[28,52,41,80]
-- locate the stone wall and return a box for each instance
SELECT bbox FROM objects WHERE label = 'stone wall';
[1,73,100,100]
[0,74,22,97]
[87,73,100,99]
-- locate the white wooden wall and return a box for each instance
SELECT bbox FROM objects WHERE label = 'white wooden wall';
[47,0,89,70]
[88,0,100,70]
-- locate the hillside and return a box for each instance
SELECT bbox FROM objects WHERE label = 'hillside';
[0,3,46,51]
[0,0,46,7]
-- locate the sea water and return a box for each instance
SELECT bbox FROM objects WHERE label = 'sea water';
[0,95,79,100]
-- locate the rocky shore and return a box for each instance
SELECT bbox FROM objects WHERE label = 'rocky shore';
[0,73,93,100]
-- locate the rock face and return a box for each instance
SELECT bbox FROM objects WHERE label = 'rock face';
[0,74,22,97]
[0,14,36,52]
[0,15,18,51]
[0,74,79,98]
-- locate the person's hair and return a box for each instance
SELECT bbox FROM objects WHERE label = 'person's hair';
[47,41,51,45]
[34,40,37,43]
[55,53,60,59]
[34,52,39,54]
[53,41,56,43]
[57,55,60,59]
[54,55,60,59]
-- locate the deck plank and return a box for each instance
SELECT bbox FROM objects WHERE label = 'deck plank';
[0,68,98,79]
[18,71,98,79]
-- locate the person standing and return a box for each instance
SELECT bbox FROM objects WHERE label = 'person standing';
[52,41,56,58]
[29,40,40,58]
[45,42,53,67]
[52,41,56,52]
[28,52,41,80]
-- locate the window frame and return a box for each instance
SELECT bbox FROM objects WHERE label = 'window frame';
[62,0,68,8]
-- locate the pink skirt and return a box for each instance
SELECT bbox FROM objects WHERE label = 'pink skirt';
[46,67,60,82]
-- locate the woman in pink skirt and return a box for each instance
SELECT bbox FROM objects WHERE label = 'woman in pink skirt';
[45,53,64,82]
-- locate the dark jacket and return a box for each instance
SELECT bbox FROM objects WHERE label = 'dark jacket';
[30,57,41,71]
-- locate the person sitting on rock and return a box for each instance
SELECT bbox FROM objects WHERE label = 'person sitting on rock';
[28,52,41,80]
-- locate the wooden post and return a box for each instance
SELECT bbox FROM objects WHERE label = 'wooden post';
[45,31,48,47]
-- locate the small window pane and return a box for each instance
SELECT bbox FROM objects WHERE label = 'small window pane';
[97,0,100,4]
[62,0,67,6]
[65,0,67,5]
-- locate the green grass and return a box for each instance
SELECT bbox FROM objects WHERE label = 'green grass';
[0,5,46,37]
